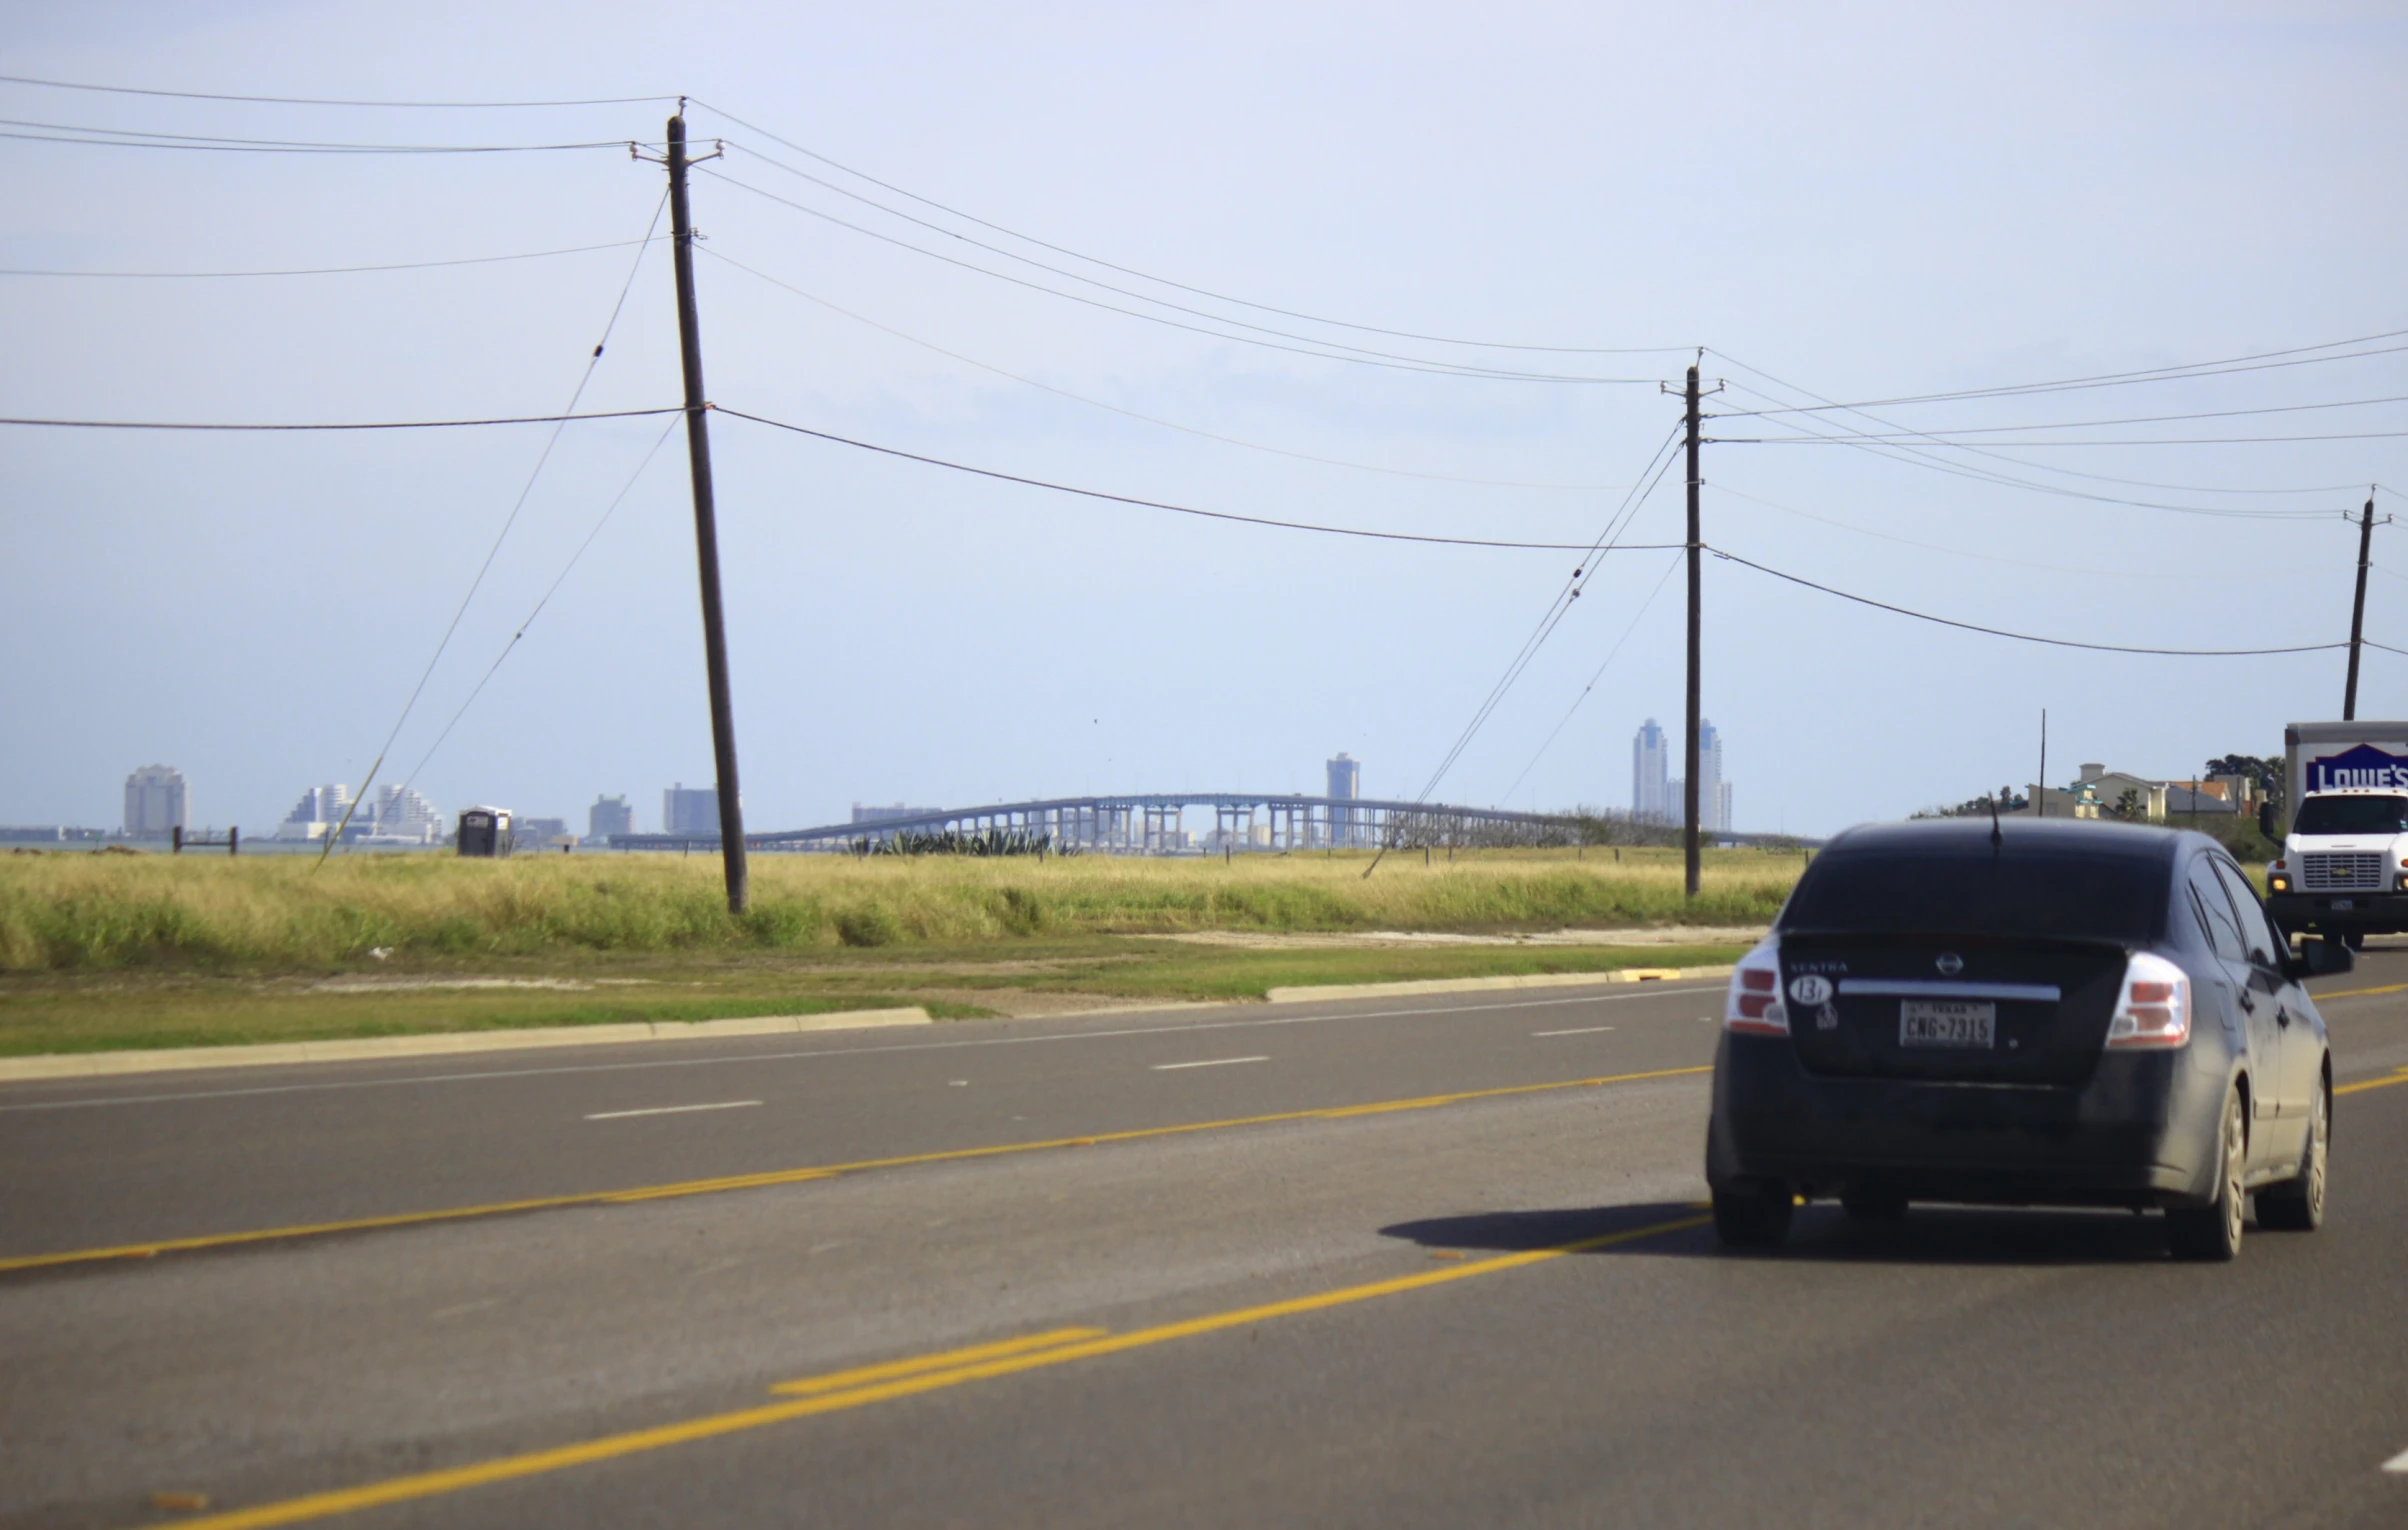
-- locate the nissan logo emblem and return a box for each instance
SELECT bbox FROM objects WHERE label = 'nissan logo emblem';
[1935,953,1964,976]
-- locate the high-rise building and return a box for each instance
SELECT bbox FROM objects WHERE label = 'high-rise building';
[123,765,187,838]
[1632,721,1671,823]
[369,784,445,843]
[664,783,720,836]
[514,816,571,849]
[1634,720,1734,831]
[275,783,352,841]
[589,794,634,842]
[1326,753,1361,847]
[1697,718,1727,834]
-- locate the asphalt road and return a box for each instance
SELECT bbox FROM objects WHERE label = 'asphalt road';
[4,956,2408,1529]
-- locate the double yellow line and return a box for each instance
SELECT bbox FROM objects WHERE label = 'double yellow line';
[0,1065,1712,1275]
[168,1210,1712,1529]
[2336,1063,2408,1097]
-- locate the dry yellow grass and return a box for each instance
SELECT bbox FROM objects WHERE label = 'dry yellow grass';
[0,845,1800,973]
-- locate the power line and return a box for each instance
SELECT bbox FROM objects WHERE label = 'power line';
[1712,480,2325,581]
[394,417,685,796]
[1709,546,2347,656]
[688,98,1688,357]
[700,244,1612,491]
[715,142,1670,383]
[1710,370,2338,520]
[1714,390,2408,437]
[0,237,659,279]
[701,168,1658,385]
[715,405,1676,551]
[0,73,676,108]
[1732,426,2408,447]
[0,124,638,154]
[1706,330,2408,414]
[0,407,680,431]
[1499,548,1686,803]
[1394,425,1688,819]
[318,193,669,860]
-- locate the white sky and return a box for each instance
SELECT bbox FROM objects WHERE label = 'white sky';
[2,1,2404,838]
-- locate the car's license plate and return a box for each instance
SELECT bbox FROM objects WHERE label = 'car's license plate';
[1900,999,1996,1048]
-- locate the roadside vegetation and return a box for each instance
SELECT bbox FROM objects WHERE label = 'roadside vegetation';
[0,845,1798,974]
[0,847,1791,1056]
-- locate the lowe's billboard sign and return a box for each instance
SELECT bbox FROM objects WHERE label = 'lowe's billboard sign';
[2305,743,2408,793]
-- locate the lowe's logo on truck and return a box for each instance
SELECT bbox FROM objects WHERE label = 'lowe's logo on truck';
[2305,743,2408,791]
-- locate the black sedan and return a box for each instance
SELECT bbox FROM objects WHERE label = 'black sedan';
[1706,819,2342,1259]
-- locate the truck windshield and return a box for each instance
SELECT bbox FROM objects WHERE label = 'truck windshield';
[2293,795,2408,835]
[1778,850,2164,943]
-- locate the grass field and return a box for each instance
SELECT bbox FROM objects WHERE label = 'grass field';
[0,846,1794,1055]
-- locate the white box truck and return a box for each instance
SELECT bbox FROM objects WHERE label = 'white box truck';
[2265,719,2408,945]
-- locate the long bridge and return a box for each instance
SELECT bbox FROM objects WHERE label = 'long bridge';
[607,793,1805,854]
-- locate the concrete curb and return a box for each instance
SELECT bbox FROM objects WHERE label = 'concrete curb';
[0,1008,934,1083]
[1263,966,1734,1004]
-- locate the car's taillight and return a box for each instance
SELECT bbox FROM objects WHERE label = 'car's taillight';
[2104,952,2190,1050]
[1724,941,1788,1036]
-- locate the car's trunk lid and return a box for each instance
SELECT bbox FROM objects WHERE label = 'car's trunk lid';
[1778,931,2128,1086]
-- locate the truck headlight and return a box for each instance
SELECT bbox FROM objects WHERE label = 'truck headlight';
[2269,875,2291,893]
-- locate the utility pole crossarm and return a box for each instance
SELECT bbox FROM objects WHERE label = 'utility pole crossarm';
[666,111,750,915]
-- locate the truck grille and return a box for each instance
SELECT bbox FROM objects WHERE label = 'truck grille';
[2301,852,2387,891]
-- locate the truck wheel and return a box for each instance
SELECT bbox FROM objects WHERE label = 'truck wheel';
[1712,1181,1793,1250]
[2257,1082,2327,1232]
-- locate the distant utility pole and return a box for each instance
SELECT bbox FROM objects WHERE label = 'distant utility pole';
[2344,493,2378,722]
[663,110,749,913]
[1683,364,1702,899]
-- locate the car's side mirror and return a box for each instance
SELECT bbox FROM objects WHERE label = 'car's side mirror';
[2284,936,2354,982]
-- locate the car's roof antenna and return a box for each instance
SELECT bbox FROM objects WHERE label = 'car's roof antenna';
[1989,792,2004,847]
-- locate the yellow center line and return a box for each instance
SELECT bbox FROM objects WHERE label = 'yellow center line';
[0,1065,1712,1274]
[2312,981,2408,1000]
[768,1327,1109,1395]
[167,1211,1712,1530]
[2336,1064,2408,1096]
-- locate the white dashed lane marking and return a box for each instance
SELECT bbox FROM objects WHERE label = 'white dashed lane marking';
[585,1100,762,1120]
[1151,1057,1270,1072]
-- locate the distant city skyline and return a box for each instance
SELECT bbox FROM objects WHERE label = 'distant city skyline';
[1632,720,1732,832]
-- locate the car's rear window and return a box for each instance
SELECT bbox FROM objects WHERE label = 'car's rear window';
[2292,794,2408,835]
[1779,850,2165,942]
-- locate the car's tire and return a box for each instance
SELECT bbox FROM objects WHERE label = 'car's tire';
[1712,1181,1794,1250]
[2257,1080,2328,1232]
[2167,1086,2247,1262]
[1840,1187,1908,1220]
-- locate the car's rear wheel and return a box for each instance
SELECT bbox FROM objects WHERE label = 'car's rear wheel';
[2167,1087,2246,1262]
[1840,1187,1908,1220]
[2257,1080,2327,1232]
[1712,1180,1793,1250]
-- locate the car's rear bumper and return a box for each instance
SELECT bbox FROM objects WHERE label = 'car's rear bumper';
[1705,1034,2229,1209]
[2266,889,2408,934]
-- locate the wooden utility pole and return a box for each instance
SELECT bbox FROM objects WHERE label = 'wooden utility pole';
[665,111,749,913]
[2344,494,2376,722]
[1683,363,1702,899]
